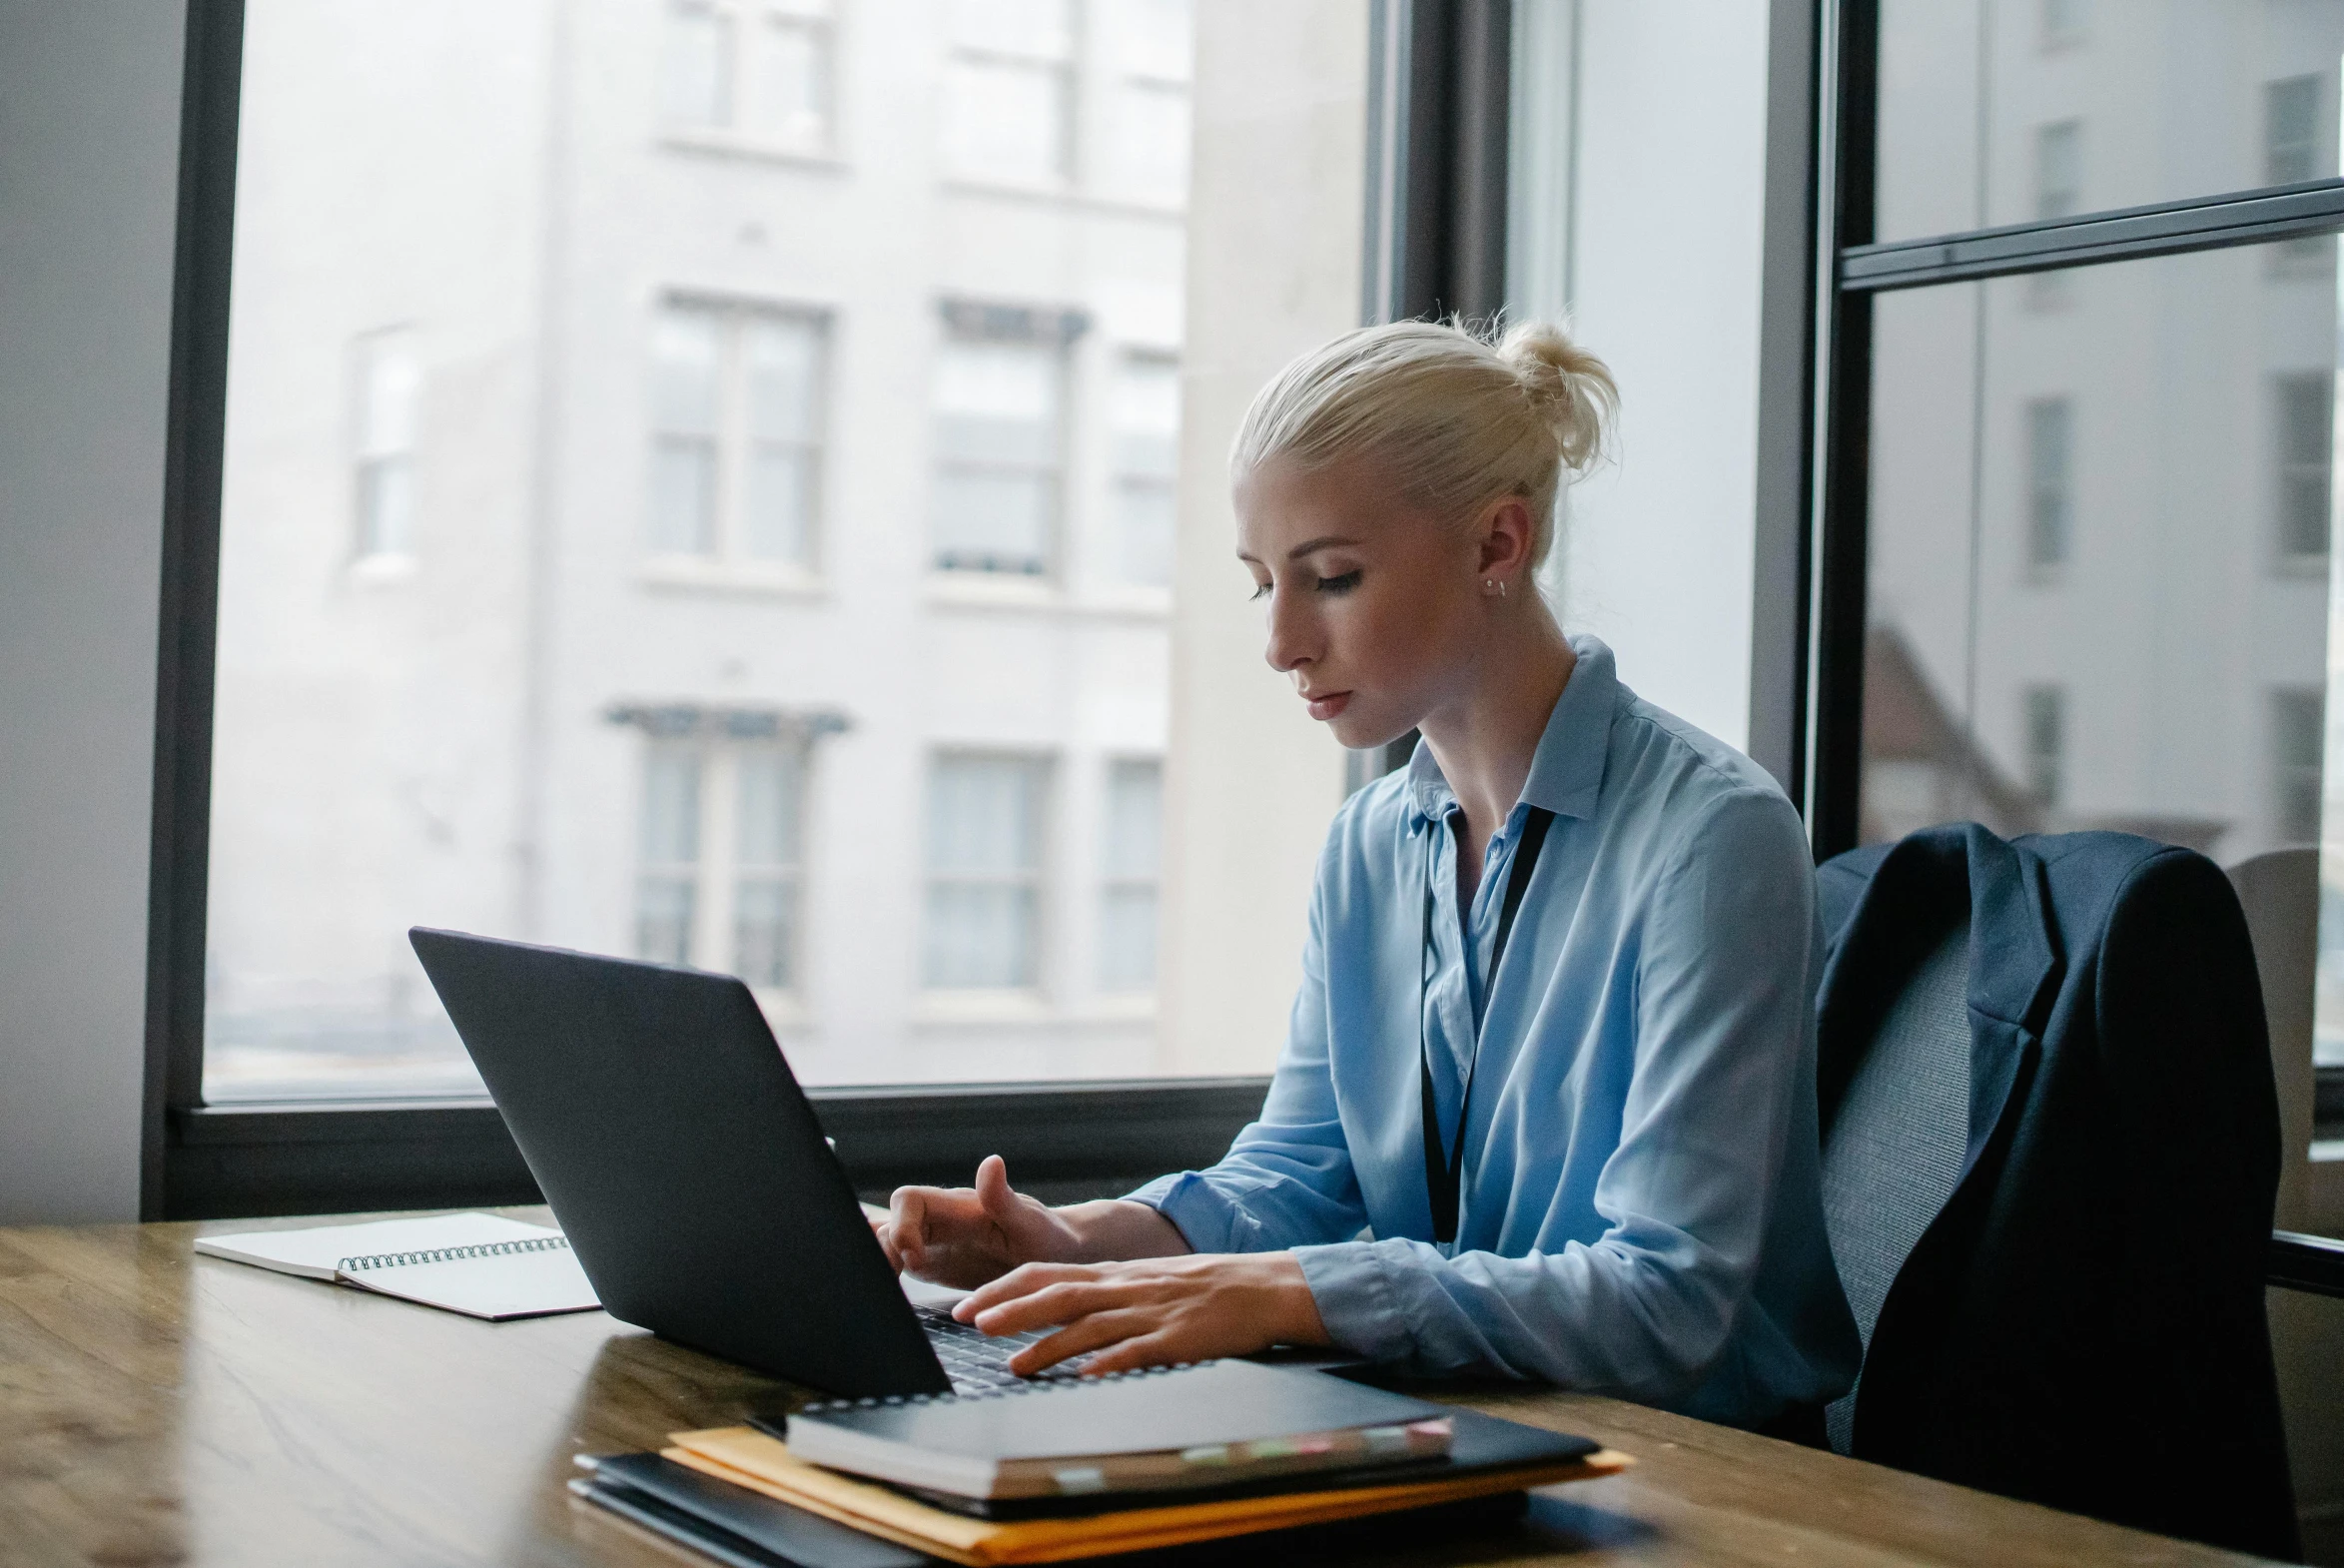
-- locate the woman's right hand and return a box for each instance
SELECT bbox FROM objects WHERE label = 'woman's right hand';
[875,1155,1091,1288]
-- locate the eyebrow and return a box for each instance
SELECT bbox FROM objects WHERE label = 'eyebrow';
[1233,534,1363,566]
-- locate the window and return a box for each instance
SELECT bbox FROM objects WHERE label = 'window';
[1843,5,2344,1108]
[662,0,835,155]
[2267,75,2322,186]
[924,754,1049,991]
[2022,686,2064,807]
[931,321,1067,576]
[1110,354,1179,587]
[940,0,1075,186]
[1104,0,1192,204]
[2034,120,2082,222]
[2273,689,2325,847]
[2040,0,2087,48]
[633,737,808,987]
[2276,373,2333,569]
[649,302,826,569]
[2024,397,2072,568]
[354,329,418,559]
[1099,759,1162,991]
[189,0,1369,1127]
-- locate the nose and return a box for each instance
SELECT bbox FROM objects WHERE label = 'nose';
[1262,581,1318,675]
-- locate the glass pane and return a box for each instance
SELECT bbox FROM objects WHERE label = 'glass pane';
[747,18,829,150]
[357,456,412,557]
[744,445,814,562]
[1116,481,1174,587]
[1110,0,1192,80]
[745,316,821,440]
[1103,760,1162,878]
[928,756,1043,876]
[736,748,801,868]
[1099,887,1158,991]
[206,0,1367,1094]
[1874,0,2344,244]
[663,4,731,128]
[933,468,1053,572]
[1109,83,1191,204]
[942,59,1069,184]
[1859,240,2341,1073]
[734,876,796,988]
[652,309,721,435]
[651,438,717,554]
[946,0,1072,59]
[924,884,1038,988]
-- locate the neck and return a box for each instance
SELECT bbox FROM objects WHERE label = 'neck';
[1417,605,1575,846]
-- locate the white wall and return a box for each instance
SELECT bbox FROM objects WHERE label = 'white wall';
[1515,0,1775,754]
[0,1,186,1221]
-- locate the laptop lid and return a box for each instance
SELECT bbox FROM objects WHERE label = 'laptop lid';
[408,926,952,1398]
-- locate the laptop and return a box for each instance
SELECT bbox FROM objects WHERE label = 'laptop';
[407,926,1088,1398]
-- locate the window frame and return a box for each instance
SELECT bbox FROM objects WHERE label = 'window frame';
[1791,0,2344,1156]
[144,0,1533,1218]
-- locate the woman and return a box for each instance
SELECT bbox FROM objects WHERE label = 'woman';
[878,320,1859,1430]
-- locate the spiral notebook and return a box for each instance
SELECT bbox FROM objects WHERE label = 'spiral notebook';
[193,1211,602,1320]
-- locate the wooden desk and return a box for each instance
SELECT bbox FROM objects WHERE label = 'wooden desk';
[0,1211,2269,1567]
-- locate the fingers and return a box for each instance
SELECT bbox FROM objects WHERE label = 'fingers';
[954,1259,1104,1322]
[974,1154,1016,1220]
[970,1273,1137,1336]
[886,1186,929,1274]
[1009,1309,1162,1375]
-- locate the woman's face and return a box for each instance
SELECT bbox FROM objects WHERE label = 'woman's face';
[1233,452,1496,751]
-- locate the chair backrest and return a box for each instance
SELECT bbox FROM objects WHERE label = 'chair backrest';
[2223,847,2317,1232]
[1819,915,1970,1455]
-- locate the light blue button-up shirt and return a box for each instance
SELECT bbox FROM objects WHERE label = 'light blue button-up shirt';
[1129,637,1859,1426]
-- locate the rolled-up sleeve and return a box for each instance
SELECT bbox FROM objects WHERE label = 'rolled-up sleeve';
[1127,868,1370,1253]
[1288,789,1820,1405]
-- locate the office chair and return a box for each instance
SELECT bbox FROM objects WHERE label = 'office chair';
[1811,824,2317,1561]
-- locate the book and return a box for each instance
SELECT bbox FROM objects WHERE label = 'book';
[780,1360,1452,1501]
[193,1211,600,1320]
[573,1453,929,1568]
[660,1410,1629,1566]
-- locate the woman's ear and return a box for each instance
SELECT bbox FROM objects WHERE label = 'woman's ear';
[1475,496,1536,581]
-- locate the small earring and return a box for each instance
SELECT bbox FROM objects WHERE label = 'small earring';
[1485,578,1506,598]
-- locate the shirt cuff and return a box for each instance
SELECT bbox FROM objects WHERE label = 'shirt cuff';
[1123,1171,1241,1254]
[1292,1240,1417,1364]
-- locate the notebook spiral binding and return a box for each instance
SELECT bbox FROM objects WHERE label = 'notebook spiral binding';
[800,1359,1213,1414]
[337,1235,572,1273]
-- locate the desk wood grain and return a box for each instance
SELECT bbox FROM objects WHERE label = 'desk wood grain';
[0,1211,2270,1567]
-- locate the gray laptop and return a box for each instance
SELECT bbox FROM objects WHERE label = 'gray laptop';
[408,926,1077,1398]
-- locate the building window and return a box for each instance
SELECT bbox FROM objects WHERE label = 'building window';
[634,741,807,987]
[925,754,1048,990]
[2040,0,2086,47]
[354,329,419,558]
[2274,689,2326,845]
[1104,0,1191,203]
[941,0,1075,186]
[2266,75,2322,186]
[1099,758,1163,991]
[661,0,835,154]
[2024,396,2073,568]
[2276,373,2334,568]
[2022,685,2064,806]
[1111,353,1179,586]
[649,301,826,567]
[932,322,1066,576]
[2034,120,2082,221]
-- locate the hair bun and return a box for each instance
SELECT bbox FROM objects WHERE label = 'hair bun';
[1499,321,1617,472]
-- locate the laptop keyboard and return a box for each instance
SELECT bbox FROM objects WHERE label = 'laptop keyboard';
[917,1305,1092,1393]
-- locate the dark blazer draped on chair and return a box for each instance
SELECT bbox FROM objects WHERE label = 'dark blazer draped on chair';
[1816,825,2295,1560]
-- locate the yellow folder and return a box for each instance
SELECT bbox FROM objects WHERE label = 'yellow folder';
[663,1425,1631,1566]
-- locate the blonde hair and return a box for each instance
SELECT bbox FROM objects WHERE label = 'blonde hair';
[1230,319,1617,568]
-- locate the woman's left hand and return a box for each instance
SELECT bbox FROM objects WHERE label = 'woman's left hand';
[953,1252,1331,1376]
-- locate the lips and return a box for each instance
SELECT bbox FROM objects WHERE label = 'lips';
[1303,691,1352,721]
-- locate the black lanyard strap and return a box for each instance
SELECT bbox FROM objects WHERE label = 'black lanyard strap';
[1419,805,1555,1245]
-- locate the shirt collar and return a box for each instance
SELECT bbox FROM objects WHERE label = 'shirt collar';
[1405,634,1620,827]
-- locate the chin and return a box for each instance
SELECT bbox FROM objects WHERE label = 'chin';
[1326,710,1416,753]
